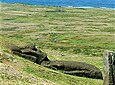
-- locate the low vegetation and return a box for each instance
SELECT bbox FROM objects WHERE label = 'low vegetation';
[0,3,115,85]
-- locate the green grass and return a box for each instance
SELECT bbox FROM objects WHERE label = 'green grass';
[0,43,103,85]
[1,3,115,57]
[0,3,115,85]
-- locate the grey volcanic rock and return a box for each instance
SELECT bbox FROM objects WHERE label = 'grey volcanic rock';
[10,44,103,79]
[10,44,49,64]
[41,61,103,79]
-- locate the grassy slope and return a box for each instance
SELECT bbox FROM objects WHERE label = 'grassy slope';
[0,3,115,57]
[0,36,102,85]
[0,3,115,85]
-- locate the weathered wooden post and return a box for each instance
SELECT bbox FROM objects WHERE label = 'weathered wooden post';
[103,51,115,85]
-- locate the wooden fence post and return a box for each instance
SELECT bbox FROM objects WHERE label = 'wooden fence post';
[103,51,115,85]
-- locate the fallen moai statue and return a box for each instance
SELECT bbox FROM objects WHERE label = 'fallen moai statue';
[10,44,103,79]
[41,61,103,79]
[9,43,49,64]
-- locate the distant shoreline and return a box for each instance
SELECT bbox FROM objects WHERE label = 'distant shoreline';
[0,1,115,10]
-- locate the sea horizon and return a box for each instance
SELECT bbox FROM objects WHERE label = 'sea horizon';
[0,0,115,9]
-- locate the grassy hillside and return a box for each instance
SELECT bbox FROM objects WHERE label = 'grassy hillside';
[1,3,115,57]
[0,3,115,85]
[0,36,103,85]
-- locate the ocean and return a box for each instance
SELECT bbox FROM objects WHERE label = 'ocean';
[0,0,115,8]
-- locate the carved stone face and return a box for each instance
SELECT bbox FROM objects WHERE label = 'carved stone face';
[11,44,49,64]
